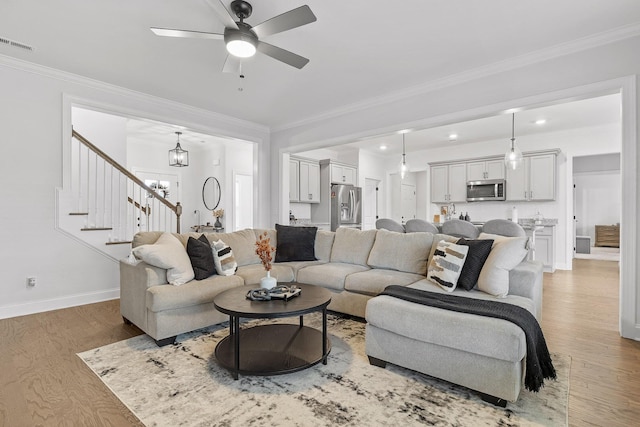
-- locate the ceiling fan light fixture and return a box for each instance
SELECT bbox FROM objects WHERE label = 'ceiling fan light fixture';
[225,26,257,58]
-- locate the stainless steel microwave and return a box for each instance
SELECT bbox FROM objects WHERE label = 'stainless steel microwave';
[466,179,506,202]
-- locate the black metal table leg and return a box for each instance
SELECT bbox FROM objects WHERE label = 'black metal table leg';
[322,307,328,364]
[233,315,240,380]
[299,315,303,327]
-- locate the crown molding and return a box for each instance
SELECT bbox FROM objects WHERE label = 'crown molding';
[0,54,269,135]
[273,22,640,133]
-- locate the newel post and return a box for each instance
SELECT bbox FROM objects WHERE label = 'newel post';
[176,202,182,233]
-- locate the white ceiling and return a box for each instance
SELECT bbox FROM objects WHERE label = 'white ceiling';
[2,0,640,129]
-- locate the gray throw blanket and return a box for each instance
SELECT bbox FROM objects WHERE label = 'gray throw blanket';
[380,285,556,392]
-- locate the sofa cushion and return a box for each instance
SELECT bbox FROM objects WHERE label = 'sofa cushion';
[330,228,377,266]
[274,224,317,262]
[146,275,244,312]
[477,233,529,297]
[212,239,237,276]
[132,232,194,286]
[366,279,534,363]
[427,240,469,292]
[186,235,216,280]
[367,229,434,275]
[427,233,460,264]
[455,238,494,291]
[314,231,335,262]
[344,269,424,296]
[235,263,295,286]
[204,229,261,267]
[296,262,370,291]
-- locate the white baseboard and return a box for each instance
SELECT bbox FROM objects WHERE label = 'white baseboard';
[0,289,120,320]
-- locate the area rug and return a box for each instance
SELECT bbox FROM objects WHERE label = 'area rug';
[78,314,570,427]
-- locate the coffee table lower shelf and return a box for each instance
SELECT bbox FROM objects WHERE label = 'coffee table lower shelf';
[215,323,332,378]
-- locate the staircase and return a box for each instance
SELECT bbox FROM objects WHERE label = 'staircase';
[56,130,182,261]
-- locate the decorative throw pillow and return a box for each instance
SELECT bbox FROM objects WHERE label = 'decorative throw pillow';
[186,234,216,280]
[132,232,194,285]
[456,238,494,291]
[427,240,469,292]
[212,239,237,276]
[274,224,317,262]
[476,233,529,297]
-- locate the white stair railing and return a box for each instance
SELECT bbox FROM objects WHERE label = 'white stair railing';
[70,129,182,244]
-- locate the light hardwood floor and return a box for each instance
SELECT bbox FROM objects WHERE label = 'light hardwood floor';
[0,259,638,426]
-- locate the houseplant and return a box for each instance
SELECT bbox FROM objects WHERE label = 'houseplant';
[255,232,276,289]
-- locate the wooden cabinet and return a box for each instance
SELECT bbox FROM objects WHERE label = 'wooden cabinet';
[330,163,356,185]
[290,157,320,203]
[467,159,504,181]
[595,225,620,247]
[299,160,320,203]
[289,159,300,202]
[507,152,557,201]
[431,163,466,203]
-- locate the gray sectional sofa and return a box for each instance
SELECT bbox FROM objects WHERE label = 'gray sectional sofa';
[120,224,543,403]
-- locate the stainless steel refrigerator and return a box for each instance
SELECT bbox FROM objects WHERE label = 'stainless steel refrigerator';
[330,184,362,231]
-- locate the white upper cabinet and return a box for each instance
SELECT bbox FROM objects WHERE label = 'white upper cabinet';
[431,163,467,203]
[467,159,505,181]
[506,151,557,201]
[289,159,300,202]
[330,164,357,185]
[290,157,320,203]
[299,160,320,203]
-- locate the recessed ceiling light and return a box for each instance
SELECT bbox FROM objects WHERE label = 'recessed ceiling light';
[379,145,387,150]
[535,119,547,125]
[448,133,458,141]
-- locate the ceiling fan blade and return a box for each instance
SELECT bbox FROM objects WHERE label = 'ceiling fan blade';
[257,41,309,69]
[151,27,224,39]
[204,0,239,30]
[222,55,241,74]
[252,5,317,38]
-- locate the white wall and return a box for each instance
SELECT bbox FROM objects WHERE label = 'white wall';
[0,57,268,319]
[270,35,640,339]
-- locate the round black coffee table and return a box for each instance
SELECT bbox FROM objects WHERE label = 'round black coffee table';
[213,282,332,380]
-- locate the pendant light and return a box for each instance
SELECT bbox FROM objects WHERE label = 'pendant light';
[504,113,523,170]
[399,132,409,180]
[169,131,189,167]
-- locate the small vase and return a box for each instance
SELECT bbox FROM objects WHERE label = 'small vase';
[214,218,222,228]
[260,270,277,290]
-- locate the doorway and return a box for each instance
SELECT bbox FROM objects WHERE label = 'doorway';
[234,173,254,231]
[573,153,621,262]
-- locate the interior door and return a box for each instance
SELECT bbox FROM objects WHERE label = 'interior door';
[400,183,416,224]
[132,169,180,231]
[363,178,379,230]
[234,173,253,231]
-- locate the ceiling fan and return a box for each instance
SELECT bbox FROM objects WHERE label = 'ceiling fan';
[151,0,316,72]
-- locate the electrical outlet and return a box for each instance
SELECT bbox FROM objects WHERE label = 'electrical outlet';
[27,277,36,287]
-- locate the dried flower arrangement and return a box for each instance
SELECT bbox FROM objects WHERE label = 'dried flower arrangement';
[213,209,224,218]
[255,231,275,271]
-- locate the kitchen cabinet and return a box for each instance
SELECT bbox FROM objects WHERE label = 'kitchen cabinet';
[290,157,320,203]
[467,159,505,181]
[525,225,555,272]
[431,163,467,203]
[299,160,320,203]
[289,159,300,202]
[506,151,557,201]
[330,163,357,185]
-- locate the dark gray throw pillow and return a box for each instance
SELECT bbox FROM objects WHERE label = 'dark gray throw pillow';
[186,234,216,280]
[275,224,317,262]
[456,238,494,291]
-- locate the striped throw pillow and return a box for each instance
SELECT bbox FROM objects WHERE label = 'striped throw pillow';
[212,239,237,276]
[427,240,469,292]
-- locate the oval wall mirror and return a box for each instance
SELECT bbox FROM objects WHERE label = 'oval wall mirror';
[202,177,221,211]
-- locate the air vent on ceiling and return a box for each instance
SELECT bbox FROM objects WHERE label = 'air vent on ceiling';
[0,36,34,52]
